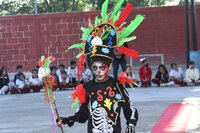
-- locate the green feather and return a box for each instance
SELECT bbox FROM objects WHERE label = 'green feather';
[110,0,124,20]
[119,14,145,39]
[41,56,45,61]
[102,32,110,40]
[72,98,79,109]
[81,27,90,40]
[118,36,137,46]
[43,57,51,68]
[81,27,88,34]
[76,53,83,59]
[100,29,106,38]
[81,26,93,40]
[66,43,84,51]
[101,0,109,22]
[95,16,100,25]
[113,11,121,22]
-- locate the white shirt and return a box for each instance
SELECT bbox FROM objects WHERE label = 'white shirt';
[170,67,184,79]
[82,68,93,81]
[28,77,41,85]
[59,76,70,84]
[67,67,78,79]
[16,79,27,89]
[185,68,200,82]
[56,69,68,80]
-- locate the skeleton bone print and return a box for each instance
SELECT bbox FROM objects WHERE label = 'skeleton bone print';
[92,107,114,133]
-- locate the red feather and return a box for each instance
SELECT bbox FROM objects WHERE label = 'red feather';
[118,75,134,85]
[97,25,106,36]
[77,54,85,80]
[117,46,139,58]
[114,3,133,27]
[50,57,55,62]
[71,84,86,104]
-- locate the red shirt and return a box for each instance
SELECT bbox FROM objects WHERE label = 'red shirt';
[139,66,152,80]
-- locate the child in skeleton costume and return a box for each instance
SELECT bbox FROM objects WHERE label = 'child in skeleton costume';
[56,0,144,132]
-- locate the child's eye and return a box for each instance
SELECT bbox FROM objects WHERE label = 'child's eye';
[99,66,106,70]
[92,66,98,71]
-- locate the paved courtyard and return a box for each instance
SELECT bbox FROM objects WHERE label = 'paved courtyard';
[0,86,200,133]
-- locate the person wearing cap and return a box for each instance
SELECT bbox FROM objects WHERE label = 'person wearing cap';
[56,0,144,132]
[139,58,152,87]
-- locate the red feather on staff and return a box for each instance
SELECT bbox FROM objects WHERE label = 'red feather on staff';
[71,84,86,105]
[117,46,139,58]
[114,3,133,27]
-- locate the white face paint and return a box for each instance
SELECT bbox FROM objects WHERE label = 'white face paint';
[91,62,109,82]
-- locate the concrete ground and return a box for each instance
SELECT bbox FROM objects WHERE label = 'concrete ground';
[0,86,200,133]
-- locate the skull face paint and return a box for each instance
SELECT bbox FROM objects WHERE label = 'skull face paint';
[91,62,109,82]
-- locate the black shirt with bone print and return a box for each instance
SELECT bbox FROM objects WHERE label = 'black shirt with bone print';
[66,77,138,133]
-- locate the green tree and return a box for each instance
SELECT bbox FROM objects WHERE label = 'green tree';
[0,0,34,15]
[179,0,200,6]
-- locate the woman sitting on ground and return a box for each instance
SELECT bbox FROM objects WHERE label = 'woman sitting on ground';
[152,64,170,87]
[0,68,10,95]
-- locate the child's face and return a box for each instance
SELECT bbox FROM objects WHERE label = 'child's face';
[173,65,178,71]
[17,68,23,73]
[51,69,56,74]
[59,67,64,71]
[2,69,7,76]
[126,67,131,73]
[91,62,109,81]
[159,67,165,73]
[20,75,25,80]
[71,64,76,68]
[32,71,38,77]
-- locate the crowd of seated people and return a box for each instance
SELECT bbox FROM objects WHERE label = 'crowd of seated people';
[1,59,200,95]
[0,60,94,95]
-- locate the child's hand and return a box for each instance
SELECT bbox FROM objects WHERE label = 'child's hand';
[126,124,135,133]
[56,117,75,127]
[56,118,63,127]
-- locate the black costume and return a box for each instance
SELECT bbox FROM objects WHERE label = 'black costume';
[62,77,138,132]
[58,0,145,132]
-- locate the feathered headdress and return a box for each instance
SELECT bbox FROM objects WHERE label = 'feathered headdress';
[66,0,144,108]
[66,0,144,80]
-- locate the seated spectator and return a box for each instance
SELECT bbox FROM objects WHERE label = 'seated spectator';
[56,64,68,81]
[11,73,30,94]
[120,65,138,87]
[67,61,78,88]
[59,71,70,90]
[50,66,59,90]
[184,61,200,86]
[28,69,42,92]
[169,63,187,86]
[152,64,170,87]
[0,68,10,95]
[14,65,24,85]
[139,58,152,87]
[80,63,93,84]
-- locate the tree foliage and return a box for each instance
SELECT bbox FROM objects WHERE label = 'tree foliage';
[0,0,179,16]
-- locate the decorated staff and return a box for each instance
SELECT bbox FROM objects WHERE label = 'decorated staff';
[38,56,64,133]
[57,0,144,133]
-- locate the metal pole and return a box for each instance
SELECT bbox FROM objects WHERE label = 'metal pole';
[185,0,190,67]
[191,0,198,50]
